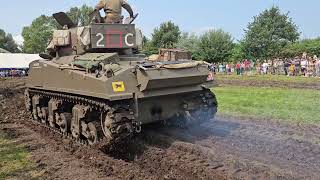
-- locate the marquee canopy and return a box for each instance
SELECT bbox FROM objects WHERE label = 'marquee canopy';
[0,53,41,69]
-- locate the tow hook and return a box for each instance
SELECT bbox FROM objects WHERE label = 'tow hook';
[133,121,142,133]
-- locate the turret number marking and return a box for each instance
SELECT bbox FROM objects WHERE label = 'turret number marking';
[125,33,134,47]
[96,33,105,47]
[95,32,135,48]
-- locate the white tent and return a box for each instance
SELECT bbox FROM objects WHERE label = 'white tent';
[0,53,41,69]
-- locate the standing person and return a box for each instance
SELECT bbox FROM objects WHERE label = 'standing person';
[308,57,315,77]
[267,60,272,74]
[284,59,289,76]
[226,63,231,75]
[301,58,308,77]
[236,62,241,75]
[272,59,277,75]
[213,63,217,74]
[256,61,261,75]
[208,63,214,72]
[218,63,223,73]
[21,70,26,76]
[240,62,245,75]
[315,58,320,77]
[277,59,284,75]
[262,61,268,75]
[225,63,229,75]
[95,0,134,23]
[231,63,235,74]
[294,58,300,76]
[289,62,295,76]
[249,60,254,76]
[243,59,249,75]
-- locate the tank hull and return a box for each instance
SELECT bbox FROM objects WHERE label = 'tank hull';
[25,55,217,145]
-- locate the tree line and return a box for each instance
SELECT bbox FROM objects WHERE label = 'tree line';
[143,6,319,62]
[0,29,20,53]
[1,6,319,62]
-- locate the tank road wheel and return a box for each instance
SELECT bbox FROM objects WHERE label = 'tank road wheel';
[56,113,72,133]
[31,96,40,121]
[71,105,89,139]
[81,121,97,145]
[48,99,62,128]
[39,107,48,124]
[87,122,98,145]
[48,113,58,128]
[101,112,114,141]
[36,107,42,120]
[24,89,31,111]
[71,121,80,139]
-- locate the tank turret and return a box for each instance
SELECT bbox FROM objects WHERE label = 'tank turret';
[47,12,142,58]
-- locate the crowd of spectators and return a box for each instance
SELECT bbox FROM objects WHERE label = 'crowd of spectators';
[210,55,320,78]
[0,69,28,77]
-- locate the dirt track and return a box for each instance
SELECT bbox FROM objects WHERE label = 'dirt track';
[1,78,320,179]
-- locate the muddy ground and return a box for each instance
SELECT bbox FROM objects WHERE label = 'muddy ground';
[1,78,320,180]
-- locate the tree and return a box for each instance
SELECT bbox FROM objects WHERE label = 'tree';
[281,38,320,58]
[230,42,246,62]
[242,6,300,60]
[67,5,94,26]
[177,32,201,59]
[141,36,158,56]
[151,21,181,49]
[197,29,234,63]
[22,15,57,53]
[22,5,93,53]
[0,29,20,53]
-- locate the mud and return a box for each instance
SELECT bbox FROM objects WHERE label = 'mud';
[1,77,320,179]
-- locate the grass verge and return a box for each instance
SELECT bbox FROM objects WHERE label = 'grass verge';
[0,131,32,179]
[216,74,320,84]
[213,86,320,124]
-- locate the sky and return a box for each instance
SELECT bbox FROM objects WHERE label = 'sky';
[0,0,319,45]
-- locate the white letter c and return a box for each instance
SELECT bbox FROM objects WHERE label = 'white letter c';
[125,33,134,47]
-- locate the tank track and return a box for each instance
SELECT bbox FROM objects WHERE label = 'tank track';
[25,88,138,147]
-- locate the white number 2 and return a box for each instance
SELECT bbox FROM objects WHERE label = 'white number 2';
[96,33,105,47]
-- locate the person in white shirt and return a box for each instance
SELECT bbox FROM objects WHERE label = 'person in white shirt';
[315,58,320,77]
[300,59,308,76]
[262,61,269,75]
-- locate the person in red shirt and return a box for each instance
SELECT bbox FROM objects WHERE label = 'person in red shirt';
[243,59,251,75]
[236,62,241,75]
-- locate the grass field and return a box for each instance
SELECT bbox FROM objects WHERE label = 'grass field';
[216,74,320,84]
[0,132,32,179]
[213,86,320,124]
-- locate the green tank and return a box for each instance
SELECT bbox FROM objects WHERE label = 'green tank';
[24,12,218,145]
